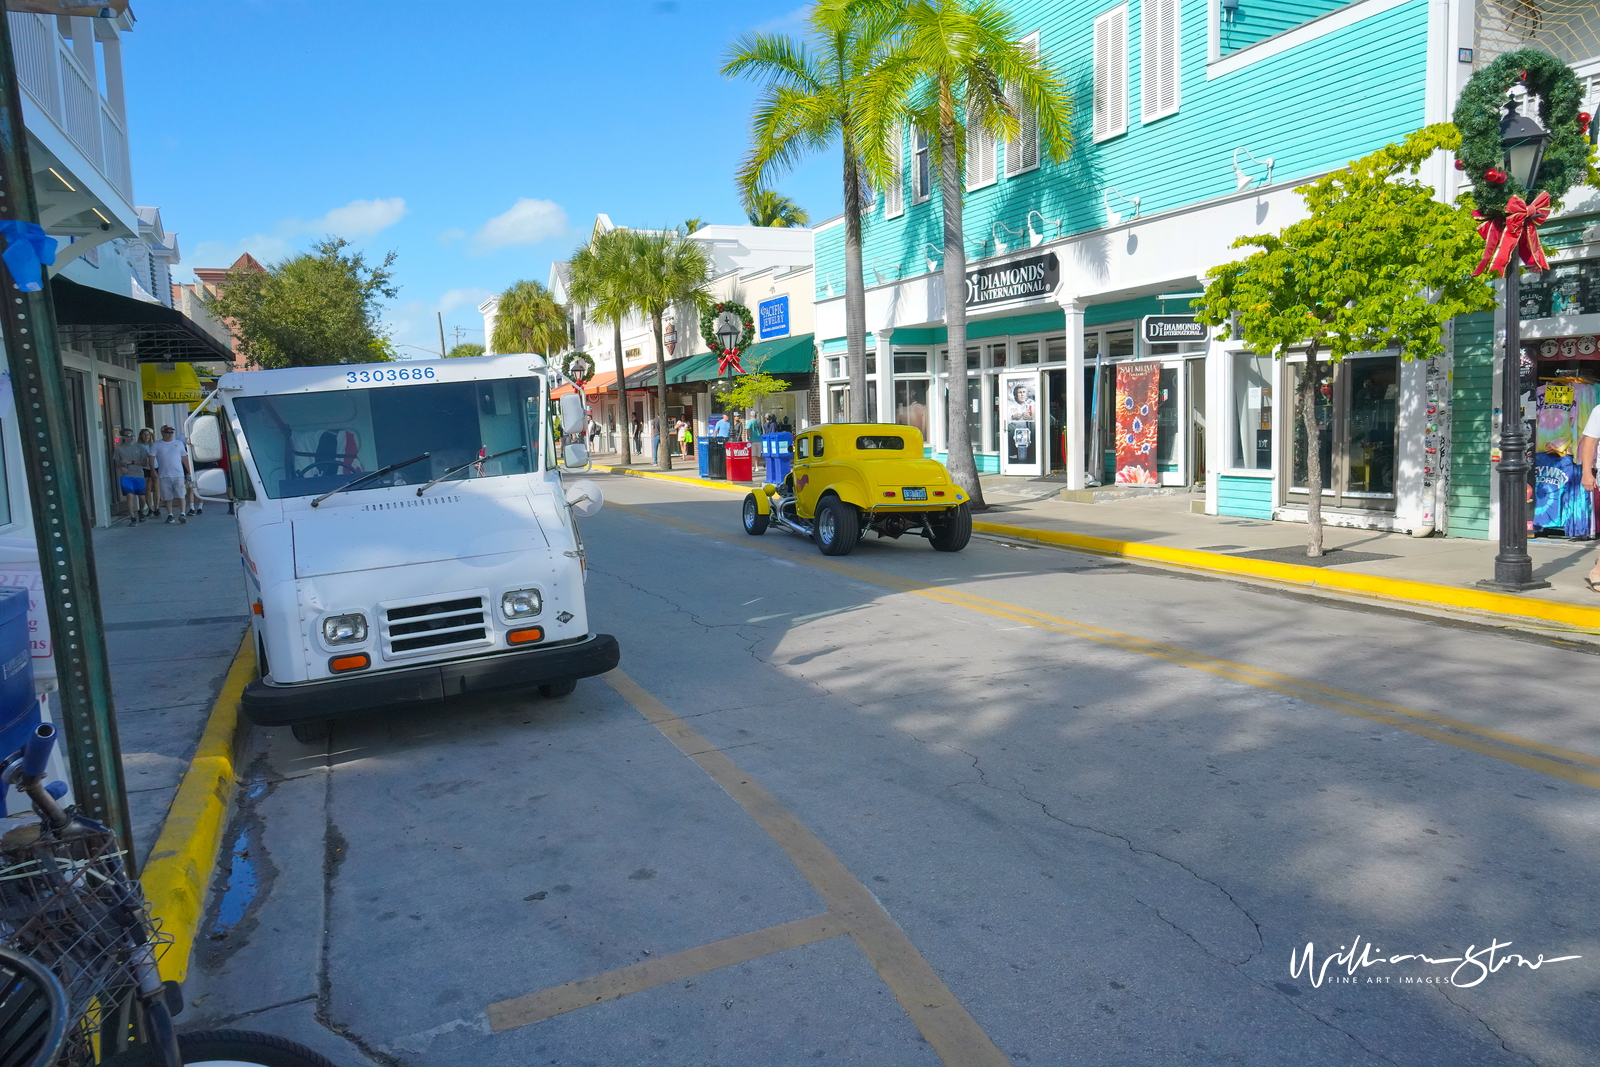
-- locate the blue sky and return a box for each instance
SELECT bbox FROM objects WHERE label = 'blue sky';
[124,1,841,358]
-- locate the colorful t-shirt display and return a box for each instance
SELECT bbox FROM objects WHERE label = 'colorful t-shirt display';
[1534,453,1591,535]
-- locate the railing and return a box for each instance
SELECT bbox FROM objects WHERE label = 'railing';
[7,12,132,202]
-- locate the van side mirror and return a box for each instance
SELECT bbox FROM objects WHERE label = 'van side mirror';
[558,392,589,470]
[193,467,228,501]
[188,413,223,465]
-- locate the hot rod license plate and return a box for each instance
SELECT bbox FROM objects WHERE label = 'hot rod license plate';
[902,487,928,501]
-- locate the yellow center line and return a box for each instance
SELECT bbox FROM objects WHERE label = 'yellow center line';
[610,499,1600,790]
[605,669,1013,1067]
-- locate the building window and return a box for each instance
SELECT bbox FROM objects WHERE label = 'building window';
[1141,0,1180,122]
[913,125,932,202]
[895,379,930,437]
[826,356,843,379]
[1047,336,1066,362]
[893,353,928,374]
[966,120,997,191]
[1232,352,1273,470]
[1093,4,1129,141]
[1017,340,1040,365]
[864,353,877,374]
[1005,32,1042,176]
[885,123,905,219]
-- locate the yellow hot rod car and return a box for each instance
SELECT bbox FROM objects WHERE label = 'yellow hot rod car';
[741,424,972,556]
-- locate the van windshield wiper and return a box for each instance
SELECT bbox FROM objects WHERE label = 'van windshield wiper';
[310,453,431,507]
[416,446,526,496]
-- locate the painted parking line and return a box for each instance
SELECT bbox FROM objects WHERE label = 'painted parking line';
[608,499,1600,791]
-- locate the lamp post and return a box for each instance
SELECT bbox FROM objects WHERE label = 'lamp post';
[1483,94,1552,591]
[716,319,740,357]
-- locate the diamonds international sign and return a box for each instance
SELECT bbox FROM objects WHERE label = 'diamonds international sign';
[966,253,1059,308]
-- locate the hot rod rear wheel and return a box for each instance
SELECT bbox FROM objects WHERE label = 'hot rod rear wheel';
[816,498,859,556]
[97,1028,337,1067]
[928,502,972,552]
[742,493,769,535]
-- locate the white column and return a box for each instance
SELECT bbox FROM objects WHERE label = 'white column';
[874,328,894,423]
[1204,343,1224,515]
[1063,302,1086,490]
[96,22,126,128]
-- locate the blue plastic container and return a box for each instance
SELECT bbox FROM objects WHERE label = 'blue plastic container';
[696,437,712,478]
[761,433,794,483]
[0,588,39,760]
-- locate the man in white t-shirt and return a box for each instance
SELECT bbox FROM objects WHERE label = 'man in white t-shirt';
[1581,404,1600,592]
[149,425,192,525]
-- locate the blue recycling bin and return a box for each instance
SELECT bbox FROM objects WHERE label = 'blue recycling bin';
[697,436,712,478]
[0,588,39,760]
[761,433,794,484]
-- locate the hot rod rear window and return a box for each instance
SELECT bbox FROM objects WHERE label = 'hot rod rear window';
[855,435,906,450]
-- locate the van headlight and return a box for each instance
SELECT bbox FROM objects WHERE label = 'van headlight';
[322,613,368,645]
[501,588,543,620]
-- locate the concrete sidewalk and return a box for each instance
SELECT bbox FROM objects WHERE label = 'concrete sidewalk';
[590,450,1600,627]
[90,506,249,865]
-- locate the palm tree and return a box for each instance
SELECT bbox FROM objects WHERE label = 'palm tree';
[864,0,1073,508]
[568,228,640,465]
[744,188,811,228]
[681,217,707,236]
[724,0,899,423]
[490,279,569,358]
[626,230,713,471]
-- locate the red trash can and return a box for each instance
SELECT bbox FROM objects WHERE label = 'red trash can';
[724,442,754,482]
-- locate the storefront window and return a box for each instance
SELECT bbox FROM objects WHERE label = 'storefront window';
[989,343,1007,367]
[1017,340,1039,365]
[893,353,928,374]
[826,356,842,379]
[1232,352,1274,470]
[966,347,980,370]
[1047,337,1066,363]
[894,380,929,436]
[828,383,877,423]
[1107,329,1135,360]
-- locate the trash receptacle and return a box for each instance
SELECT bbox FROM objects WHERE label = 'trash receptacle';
[696,436,712,478]
[761,433,794,484]
[0,588,39,760]
[725,441,753,482]
[707,439,727,479]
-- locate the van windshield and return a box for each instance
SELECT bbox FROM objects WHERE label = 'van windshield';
[233,377,542,500]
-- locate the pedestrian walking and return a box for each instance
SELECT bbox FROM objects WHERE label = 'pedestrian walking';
[763,414,777,436]
[138,428,158,518]
[680,419,693,457]
[632,413,643,453]
[150,425,192,524]
[110,428,147,526]
[744,411,760,441]
[1580,404,1600,592]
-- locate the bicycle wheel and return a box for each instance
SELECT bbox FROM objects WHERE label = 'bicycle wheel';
[0,945,69,1067]
[98,1028,337,1067]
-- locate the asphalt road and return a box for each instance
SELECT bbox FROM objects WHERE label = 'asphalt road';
[184,472,1600,1067]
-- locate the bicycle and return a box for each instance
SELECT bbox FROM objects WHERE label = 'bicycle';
[0,724,335,1067]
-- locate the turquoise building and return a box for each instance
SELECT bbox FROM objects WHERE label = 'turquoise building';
[812,0,1600,538]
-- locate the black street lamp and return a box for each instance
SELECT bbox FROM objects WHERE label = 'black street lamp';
[716,318,741,357]
[1482,94,1552,591]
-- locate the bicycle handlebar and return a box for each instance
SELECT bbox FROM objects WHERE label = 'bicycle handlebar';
[20,724,54,779]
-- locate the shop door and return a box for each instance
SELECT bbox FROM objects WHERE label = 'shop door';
[1155,365,1185,486]
[1045,369,1067,473]
[998,370,1043,476]
[1286,355,1399,511]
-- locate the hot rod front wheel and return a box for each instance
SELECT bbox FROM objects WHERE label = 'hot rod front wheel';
[742,493,769,535]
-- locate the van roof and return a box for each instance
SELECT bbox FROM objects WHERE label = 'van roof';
[217,352,551,396]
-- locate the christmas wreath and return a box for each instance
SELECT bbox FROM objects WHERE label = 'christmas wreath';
[1453,49,1592,215]
[560,351,594,384]
[699,301,756,376]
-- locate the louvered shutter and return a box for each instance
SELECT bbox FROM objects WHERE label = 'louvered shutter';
[1141,0,1180,122]
[1094,5,1128,141]
[1005,33,1042,175]
[966,121,997,189]
[885,123,904,218]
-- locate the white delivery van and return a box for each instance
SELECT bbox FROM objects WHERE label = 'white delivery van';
[189,352,619,741]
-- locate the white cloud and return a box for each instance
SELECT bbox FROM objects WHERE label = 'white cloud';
[308,197,407,237]
[437,227,467,245]
[436,288,495,314]
[472,198,567,252]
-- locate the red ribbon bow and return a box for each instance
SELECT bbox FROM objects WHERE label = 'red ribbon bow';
[716,350,743,376]
[1473,190,1552,277]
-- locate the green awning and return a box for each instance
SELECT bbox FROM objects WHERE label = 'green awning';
[670,333,815,384]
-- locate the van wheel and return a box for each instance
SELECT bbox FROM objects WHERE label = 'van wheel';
[540,678,577,698]
[742,493,769,535]
[928,503,972,552]
[291,721,329,743]
[816,498,859,556]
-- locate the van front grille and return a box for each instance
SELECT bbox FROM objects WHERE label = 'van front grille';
[383,596,487,654]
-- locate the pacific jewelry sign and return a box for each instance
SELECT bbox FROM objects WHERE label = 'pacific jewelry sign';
[966,253,1059,308]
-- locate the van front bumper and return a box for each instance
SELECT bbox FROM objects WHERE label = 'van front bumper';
[241,633,621,726]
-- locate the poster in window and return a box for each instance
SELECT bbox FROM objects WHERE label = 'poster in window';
[1001,375,1037,464]
[1115,362,1159,485]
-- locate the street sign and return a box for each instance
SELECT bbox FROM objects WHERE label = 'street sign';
[1142,315,1209,343]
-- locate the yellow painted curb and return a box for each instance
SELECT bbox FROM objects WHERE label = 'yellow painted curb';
[592,463,750,494]
[972,521,1600,631]
[141,631,253,984]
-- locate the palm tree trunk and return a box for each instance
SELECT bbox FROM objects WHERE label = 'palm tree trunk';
[653,310,671,471]
[939,100,986,510]
[613,318,630,466]
[843,148,869,423]
[1301,346,1324,557]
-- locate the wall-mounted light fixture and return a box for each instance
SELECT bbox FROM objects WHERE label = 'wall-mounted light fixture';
[1026,210,1066,247]
[869,259,899,285]
[819,272,838,298]
[1232,147,1275,192]
[1102,188,1142,226]
[1221,0,1239,20]
[923,243,943,273]
[991,220,1025,256]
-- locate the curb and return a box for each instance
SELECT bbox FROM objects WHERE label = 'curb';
[141,630,254,984]
[593,463,1600,632]
[592,463,751,494]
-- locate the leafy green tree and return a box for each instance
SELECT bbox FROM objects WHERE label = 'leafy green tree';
[724,0,899,423]
[626,230,714,471]
[1194,125,1497,556]
[205,237,397,368]
[568,228,642,466]
[491,280,569,357]
[445,342,485,359]
[865,0,1073,509]
[720,363,790,428]
[744,188,810,228]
